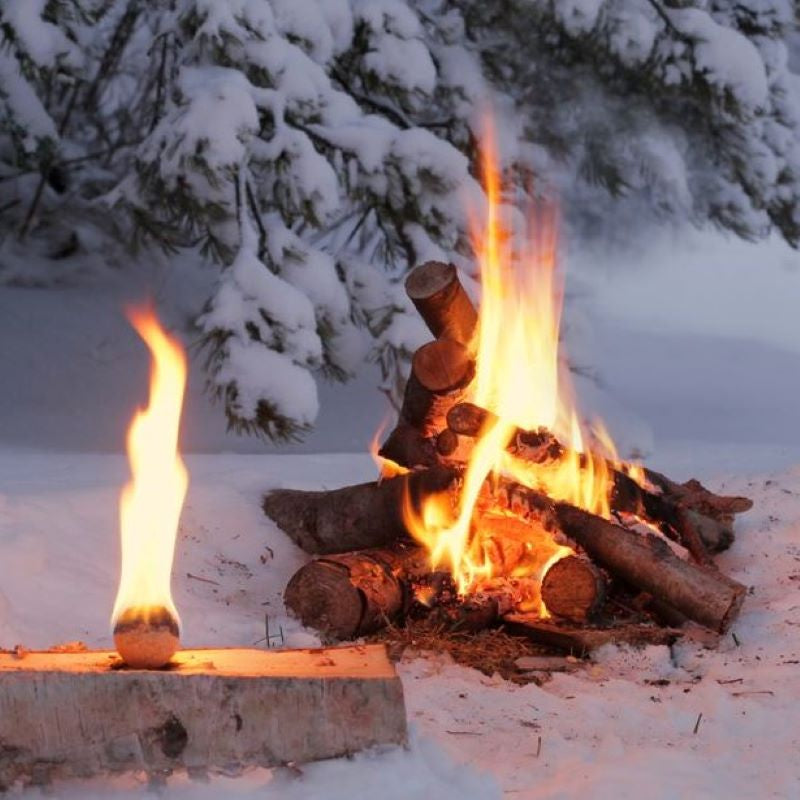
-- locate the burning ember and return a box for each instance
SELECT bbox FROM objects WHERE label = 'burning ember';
[401,127,634,604]
[111,307,188,669]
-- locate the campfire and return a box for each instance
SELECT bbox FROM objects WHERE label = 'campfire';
[267,136,753,653]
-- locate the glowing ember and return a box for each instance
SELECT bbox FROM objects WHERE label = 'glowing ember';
[403,121,640,604]
[111,307,188,668]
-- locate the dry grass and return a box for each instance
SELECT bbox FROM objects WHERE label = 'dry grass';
[368,618,560,684]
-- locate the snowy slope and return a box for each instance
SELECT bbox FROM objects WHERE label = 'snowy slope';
[1,451,800,798]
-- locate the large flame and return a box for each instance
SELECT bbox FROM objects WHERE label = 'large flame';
[403,122,638,600]
[111,307,188,627]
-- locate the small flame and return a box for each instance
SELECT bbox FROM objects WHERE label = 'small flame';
[403,118,642,605]
[111,307,188,629]
[369,416,409,480]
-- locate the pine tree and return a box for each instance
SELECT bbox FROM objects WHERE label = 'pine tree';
[1,0,798,439]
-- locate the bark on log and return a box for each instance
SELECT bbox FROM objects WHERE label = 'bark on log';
[400,339,475,435]
[404,261,478,345]
[494,480,746,633]
[503,615,683,653]
[540,556,606,623]
[284,544,430,640]
[379,340,474,468]
[447,402,738,556]
[0,646,406,787]
[263,466,457,555]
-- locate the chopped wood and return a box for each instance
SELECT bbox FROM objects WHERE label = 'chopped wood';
[263,465,458,555]
[404,261,477,345]
[379,340,474,468]
[504,614,683,653]
[0,646,406,787]
[494,479,746,633]
[446,401,740,556]
[284,544,430,640]
[540,555,606,623]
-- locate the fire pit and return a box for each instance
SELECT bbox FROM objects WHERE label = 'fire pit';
[266,138,752,653]
[0,308,406,789]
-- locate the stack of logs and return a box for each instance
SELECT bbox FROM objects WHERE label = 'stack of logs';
[264,262,753,653]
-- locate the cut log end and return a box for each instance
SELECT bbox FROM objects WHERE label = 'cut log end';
[404,261,478,345]
[541,556,606,623]
[412,339,474,393]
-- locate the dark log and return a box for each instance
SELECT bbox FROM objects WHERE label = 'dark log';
[379,340,474,468]
[263,466,458,555]
[494,480,746,633]
[540,556,606,623]
[503,615,683,653]
[642,470,753,525]
[379,422,438,470]
[404,261,478,345]
[401,339,474,434]
[284,544,430,640]
[446,402,737,556]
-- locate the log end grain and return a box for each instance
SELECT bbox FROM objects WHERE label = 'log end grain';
[540,556,606,623]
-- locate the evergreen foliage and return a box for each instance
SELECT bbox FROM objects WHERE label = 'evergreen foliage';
[1,0,798,437]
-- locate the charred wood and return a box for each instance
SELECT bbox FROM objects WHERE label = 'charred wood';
[494,480,746,633]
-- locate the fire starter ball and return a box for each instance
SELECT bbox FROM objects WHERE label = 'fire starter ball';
[113,605,180,669]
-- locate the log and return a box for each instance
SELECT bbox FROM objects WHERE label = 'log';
[642,470,753,525]
[379,340,474,468]
[400,339,475,435]
[447,402,737,556]
[494,480,746,633]
[404,261,478,345]
[503,615,682,653]
[284,544,430,640]
[540,555,606,622]
[0,646,406,787]
[263,465,457,555]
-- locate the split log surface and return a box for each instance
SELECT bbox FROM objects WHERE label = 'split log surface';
[263,466,457,554]
[496,480,746,633]
[540,555,606,623]
[0,646,406,788]
[284,544,429,640]
[404,261,477,345]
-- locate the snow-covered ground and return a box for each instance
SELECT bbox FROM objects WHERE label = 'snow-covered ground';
[1,450,800,798]
[1,228,799,797]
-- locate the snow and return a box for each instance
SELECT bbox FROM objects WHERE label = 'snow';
[668,8,770,111]
[2,449,800,797]
[1,226,799,796]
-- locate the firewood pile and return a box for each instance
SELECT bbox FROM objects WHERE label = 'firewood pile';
[264,262,753,655]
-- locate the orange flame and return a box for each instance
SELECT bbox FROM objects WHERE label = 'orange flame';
[403,120,639,603]
[369,415,409,480]
[111,307,188,628]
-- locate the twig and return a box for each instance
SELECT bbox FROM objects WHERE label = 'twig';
[186,572,221,586]
[716,678,743,685]
[731,690,774,697]
[693,712,703,734]
[445,730,482,736]
[535,735,542,757]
